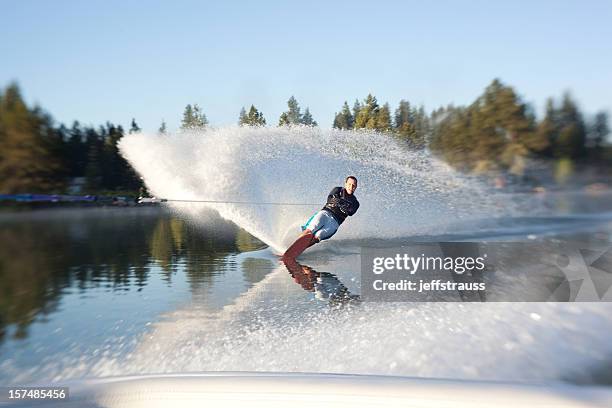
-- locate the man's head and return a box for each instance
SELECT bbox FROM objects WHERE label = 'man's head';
[344,176,357,195]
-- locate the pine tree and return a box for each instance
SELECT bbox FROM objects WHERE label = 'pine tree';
[590,112,609,150]
[158,120,167,134]
[279,96,302,126]
[394,100,412,129]
[536,99,558,158]
[181,104,208,130]
[129,118,141,134]
[333,102,354,130]
[342,101,354,129]
[0,82,62,193]
[242,105,266,126]
[428,79,547,172]
[587,111,609,162]
[355,94,379,129]
[375,103,392,131]
[67,121,86,177]
[286,96,301,124]
[181,104,194,130]
[84,128,103,191]
[554,93,587,159]
[410,105,430,149]
[102,122,121,189]
[278,112,290,126]
[192,104,208,129]
[238,107,247,126]
[352,99,362,124]
[301,108,317,126]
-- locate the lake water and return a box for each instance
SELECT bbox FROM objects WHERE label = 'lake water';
[1,198,612,386]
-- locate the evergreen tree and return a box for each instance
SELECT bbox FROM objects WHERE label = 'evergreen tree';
[333,102,354,130]
[301,108,317,126]
[278,112,290,126]
[192,104,208,129]
[242,105,266,126]
[410,106,430,149]
[84,128,103,191]
[0,82,62,193]
[101,123,116,189]
[555,93,587,159]
[181,104,208,130]
[590,112,609,149]
[286,96,301,124]
[587,111,609,161]
[238,107,247,125]
[342,101,354,129]
[429,79,544,173]
[536,99,558,158]
[129,118,141,134]
[352,99,362,123]
[394,100,412,129]
[354,94,379,129]
[181,104,194,130]
[279,96,302,126]
[158,120,167,134]
[375,103,392,131]
[66,121,84,177]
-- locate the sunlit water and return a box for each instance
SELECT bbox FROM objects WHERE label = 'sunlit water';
[1,127,611,386]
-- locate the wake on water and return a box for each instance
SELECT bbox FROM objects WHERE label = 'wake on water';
[114,126,612,385]
[118,126,505,252]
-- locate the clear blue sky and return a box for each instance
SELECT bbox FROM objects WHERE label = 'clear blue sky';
[1,0,611,132]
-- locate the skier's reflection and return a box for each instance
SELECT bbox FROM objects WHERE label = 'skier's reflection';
[282,258,360,306]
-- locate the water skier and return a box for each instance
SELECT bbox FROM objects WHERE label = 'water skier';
[283,176,360,259]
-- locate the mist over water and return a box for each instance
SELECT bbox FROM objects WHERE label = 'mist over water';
[119,126,502,252]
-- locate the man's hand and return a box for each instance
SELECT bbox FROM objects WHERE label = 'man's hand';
[337,198,351,214]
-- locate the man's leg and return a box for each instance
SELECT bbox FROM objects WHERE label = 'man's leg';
[306,235,320,248]
[301,229,319,248]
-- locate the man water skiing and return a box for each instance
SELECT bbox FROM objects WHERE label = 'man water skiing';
[283,176,359,259]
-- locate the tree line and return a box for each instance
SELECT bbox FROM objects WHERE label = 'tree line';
[0,83,139,194]
[0,79,609,194]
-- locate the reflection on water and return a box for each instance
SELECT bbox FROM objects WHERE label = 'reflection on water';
[0,207,265,346]
[282,258,360,307]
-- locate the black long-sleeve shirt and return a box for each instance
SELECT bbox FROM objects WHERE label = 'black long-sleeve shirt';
[322,186,359,225]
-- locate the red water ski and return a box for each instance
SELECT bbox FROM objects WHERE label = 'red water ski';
[282,232,316,259]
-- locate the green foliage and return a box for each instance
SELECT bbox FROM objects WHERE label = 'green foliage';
[278,96,317,126]
[239,105,266,126]
[354,94,379,129]
[534,94,587,160]
[0,78,608,196]
[430,79,548,173]
[394,100,412,129]
[352,99,362,122]
[333,101,354,130]
[238,107,247,125]
[0,83,63,193]
[301,108,317,126]
[180,103,208,130]
[278,96,299,126]
[556,93,587,159]
[590,112,609,149]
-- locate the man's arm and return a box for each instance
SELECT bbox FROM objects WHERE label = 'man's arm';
[326,187,342,205]
[339,198,359,216]
[346,200,359,216]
